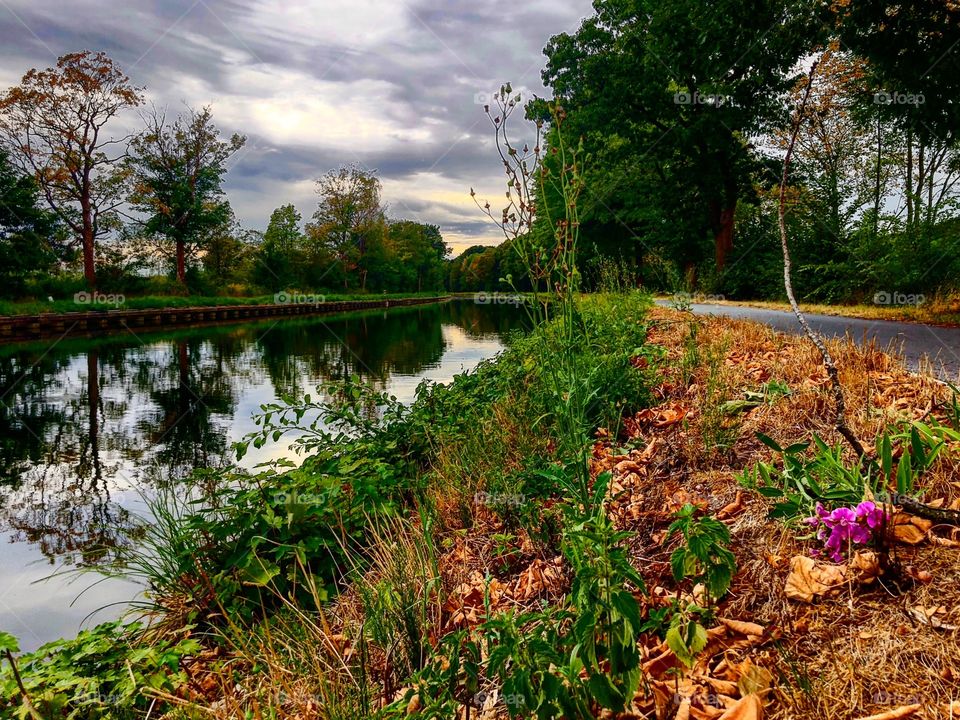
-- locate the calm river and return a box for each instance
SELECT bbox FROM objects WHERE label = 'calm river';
[0,300,524,651]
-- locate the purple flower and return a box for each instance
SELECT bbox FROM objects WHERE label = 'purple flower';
[803,501,889,562]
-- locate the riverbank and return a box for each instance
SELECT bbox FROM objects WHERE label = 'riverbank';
[0,294,451,342]
[3,294,959,719]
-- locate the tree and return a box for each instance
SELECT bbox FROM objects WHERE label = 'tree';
[203,216,257,288]
[834,0,960,145]
[388,220,448,291]
[539,0,819,275]
[307,164,384,290]
[256,204,303,291]
[128,106,245,285]
[0,149,58,295]
[0,51,142,289]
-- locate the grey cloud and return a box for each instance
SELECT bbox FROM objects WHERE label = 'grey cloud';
[0,0,592,247]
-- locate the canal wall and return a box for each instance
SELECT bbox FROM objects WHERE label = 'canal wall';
[0,296,451,343]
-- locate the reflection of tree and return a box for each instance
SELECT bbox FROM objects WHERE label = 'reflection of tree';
[257,306,449,399]
[134,339,236,478]
[1,350,141,564]
[444,300,532,340]
[0,302,527,568]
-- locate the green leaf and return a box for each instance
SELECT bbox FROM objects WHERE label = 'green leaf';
[0,631,19,654]
[756,432,783,453]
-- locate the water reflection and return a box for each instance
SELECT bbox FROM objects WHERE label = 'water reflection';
[0,301,523,648]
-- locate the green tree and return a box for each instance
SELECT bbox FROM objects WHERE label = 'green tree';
[256,204,303,291]
[307,164,384,290]
[0,149,58,295]
[127,106,246,285]
[389,220,448,291]
[538,0,818,277]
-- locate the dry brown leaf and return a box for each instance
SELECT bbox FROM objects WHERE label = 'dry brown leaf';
[908,605,959,630]
[892,514,932,545]
[854,704,921,720]
[717,491,744,519]
[717,693,763,720]
[718,617,765,637]
[736,658,774,697]
[784,555,847,603]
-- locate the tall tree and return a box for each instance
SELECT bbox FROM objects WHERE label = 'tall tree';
[256,204,303,290]
[0,149,58,295]
[389,220,448,291]
[539,0,819,275]
[307,164,384,290]
[0,51,142,289]
[128,106,245,284]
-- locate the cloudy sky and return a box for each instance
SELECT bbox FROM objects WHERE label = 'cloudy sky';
[0,0,594,254]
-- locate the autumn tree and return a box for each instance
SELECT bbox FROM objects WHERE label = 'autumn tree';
[127,106,245,285]
[0,51,142,289]
[307,164,384,290]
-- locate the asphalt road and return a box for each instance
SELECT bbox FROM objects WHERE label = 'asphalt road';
[656,300,960,380]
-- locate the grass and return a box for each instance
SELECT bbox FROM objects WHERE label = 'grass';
[0,291,449,317]
[5,292,960,719]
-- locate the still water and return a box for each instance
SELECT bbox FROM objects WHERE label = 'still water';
[0,300,524,650]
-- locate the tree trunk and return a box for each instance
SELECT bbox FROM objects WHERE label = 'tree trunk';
[87,350,102,483]
[714,203,736,270]
[873,115,882,240]
[906,127,913,230]
[82,204,97,290]
[176,240,186,285]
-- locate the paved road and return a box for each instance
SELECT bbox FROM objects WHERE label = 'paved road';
[655,300,960,380]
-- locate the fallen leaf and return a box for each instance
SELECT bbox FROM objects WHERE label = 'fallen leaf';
[717,491,744,519]
[718,618,765,637]
[854,705,921,720]
[908,605,959,631]
[784,555,847,603]
[718,693,764,720]
[892,515,932,545]
[736,658,774,697]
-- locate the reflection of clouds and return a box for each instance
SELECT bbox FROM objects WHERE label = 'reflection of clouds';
[0,304,523,648]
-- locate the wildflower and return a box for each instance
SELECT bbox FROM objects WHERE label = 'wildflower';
[805,501,888,563]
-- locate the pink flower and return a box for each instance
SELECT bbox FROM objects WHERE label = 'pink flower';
[804,501,888,563]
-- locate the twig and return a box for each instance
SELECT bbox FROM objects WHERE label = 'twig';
[778,56,866,458]
[3,649,43,720]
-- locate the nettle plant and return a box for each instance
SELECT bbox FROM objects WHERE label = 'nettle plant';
[662,504,737,667]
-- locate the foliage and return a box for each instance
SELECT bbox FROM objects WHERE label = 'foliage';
[742,419,956,521]
[0,51,143,288]
[666,504,737,603]
[0,622,199,720]
[0,149,60,296]
[127,106,245,284]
